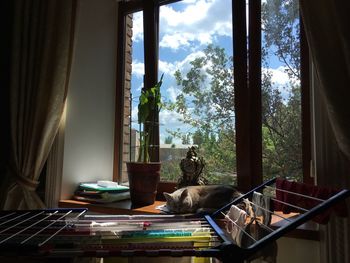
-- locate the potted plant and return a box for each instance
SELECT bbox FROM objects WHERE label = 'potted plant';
[126,74,164,206]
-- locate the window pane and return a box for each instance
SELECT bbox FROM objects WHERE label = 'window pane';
[158,0,235,184]
[261,0,302,181]
[122,11,144,182]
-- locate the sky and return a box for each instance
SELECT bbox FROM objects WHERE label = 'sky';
[130,0,297,145]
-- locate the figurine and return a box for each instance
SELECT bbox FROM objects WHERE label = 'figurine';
[177,146,208,188]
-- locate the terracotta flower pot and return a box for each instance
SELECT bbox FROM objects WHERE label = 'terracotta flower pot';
[126,162,161,206]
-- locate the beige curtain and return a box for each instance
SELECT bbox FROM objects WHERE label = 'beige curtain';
[2,0,77,209]
[300,1,350,160]
[312,74,350,263]
[300,1,350,262]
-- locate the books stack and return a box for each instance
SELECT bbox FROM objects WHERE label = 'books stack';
[73,181,130,203]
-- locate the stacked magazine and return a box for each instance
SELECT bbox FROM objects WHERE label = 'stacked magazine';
[73,181,130,203]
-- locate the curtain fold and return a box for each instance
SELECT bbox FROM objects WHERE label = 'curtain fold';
[300,1,350,262]
[300,0,350,160]
[2,0,77,209]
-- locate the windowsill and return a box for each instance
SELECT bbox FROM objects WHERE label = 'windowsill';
[58,199,319,241]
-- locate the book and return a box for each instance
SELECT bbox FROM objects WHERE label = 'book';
[78,182,129,193]
[73,191,131,203]
[74,190,104,199]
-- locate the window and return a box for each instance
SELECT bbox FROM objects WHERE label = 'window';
[158,0,235,185]
[115,0,310,191]
[261,0,305,182]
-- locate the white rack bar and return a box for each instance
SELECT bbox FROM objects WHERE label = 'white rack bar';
[0,211,45,234]
[21,210,73,245]
[265,185,325,202]
[271,198,309,212]
[0,211,59,244]
[0,212,31,227]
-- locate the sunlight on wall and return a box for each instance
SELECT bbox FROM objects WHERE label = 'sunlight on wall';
[61,0,117,199]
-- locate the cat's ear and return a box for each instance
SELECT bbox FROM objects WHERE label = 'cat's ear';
[180,189,189,201]
[163,192,172,202]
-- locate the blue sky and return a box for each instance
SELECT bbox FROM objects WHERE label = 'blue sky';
[130,0,297,144]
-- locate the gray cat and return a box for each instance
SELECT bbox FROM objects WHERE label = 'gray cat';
[163,185,242,214]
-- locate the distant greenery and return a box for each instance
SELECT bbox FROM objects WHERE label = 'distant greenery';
[161,0,302,183]
[164,136,173,144]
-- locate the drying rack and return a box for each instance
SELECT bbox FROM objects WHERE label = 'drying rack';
[0,178,349,263]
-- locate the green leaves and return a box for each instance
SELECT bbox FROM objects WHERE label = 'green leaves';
[138,73,164,125]
[137,73,164,163]
[138,92,150,125]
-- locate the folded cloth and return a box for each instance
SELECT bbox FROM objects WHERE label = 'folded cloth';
[274,178,348,224]
[225,205,248,246]
[252,191,271,225]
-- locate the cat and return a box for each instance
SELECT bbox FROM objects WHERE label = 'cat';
[163,185,242,214]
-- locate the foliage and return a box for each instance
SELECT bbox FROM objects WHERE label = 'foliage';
[261,0,302,181]
[262,0,300,79]
[181,134,191,145]
[171,44,235,136]
[137,74,164,163]
[165,44,235,183]
[161,159,182,182]
[162,0,302,182]
[164,136,173,144]
[261,76,302,180]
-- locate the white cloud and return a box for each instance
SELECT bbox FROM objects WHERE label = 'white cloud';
[159,60,177,76]
[132,0,232,50]
[160,109,183,126]
[131,60,144,78]
[159,0,232,49]
[131,12,143,42]
[159,33,193,49]
[268,67,289,85]
[157,51,206,104]
[173,50,205,74]
[263,66,300,100]
[165,86,180,102]
[265,66,299,86]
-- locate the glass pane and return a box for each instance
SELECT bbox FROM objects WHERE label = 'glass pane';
[261,0,302,181]
[158,0,235,184]
[121,11,144,182]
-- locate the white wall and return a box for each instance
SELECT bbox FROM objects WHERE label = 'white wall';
[61,0,118,199]
[276,238,320,263]
[250,237,320,263]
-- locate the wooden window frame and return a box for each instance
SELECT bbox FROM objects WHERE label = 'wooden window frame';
[114,0,311,190]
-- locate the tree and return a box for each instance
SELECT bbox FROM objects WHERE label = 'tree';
[171,44,235,137]
[166,44,236,184]
[192,130,204,146]
[181,134,191,145]
[164,0,302,182]
[164,136,173,144]
[261,0,302,180]
[262,0,300,79]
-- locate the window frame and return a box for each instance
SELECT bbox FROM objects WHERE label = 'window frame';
[114,0,311,190]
